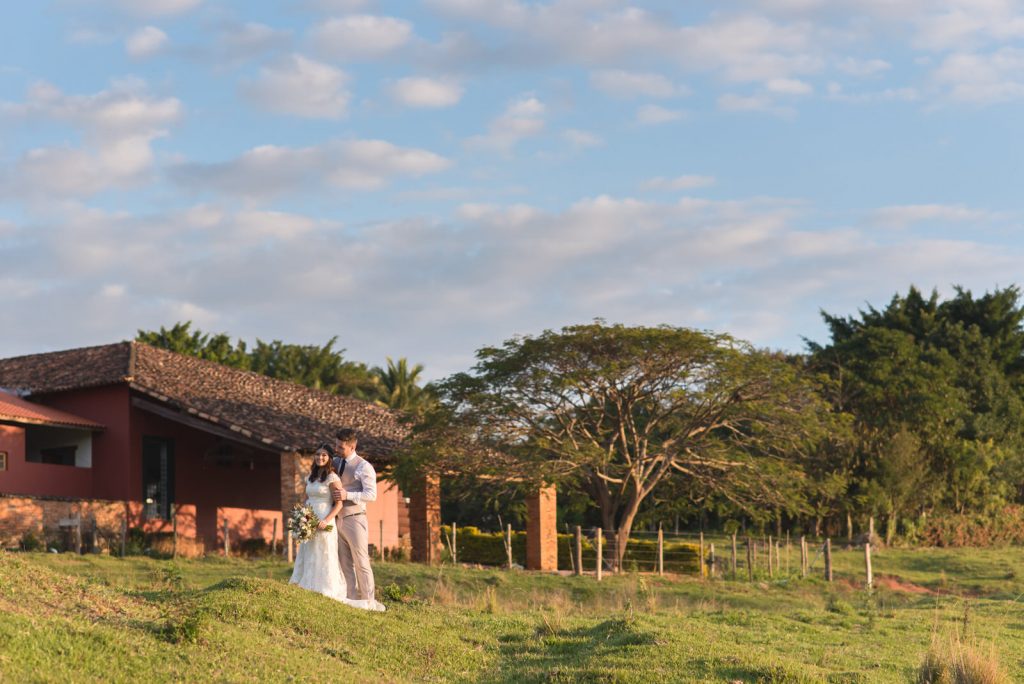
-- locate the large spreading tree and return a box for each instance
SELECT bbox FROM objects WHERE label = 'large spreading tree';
[400,322,832,568]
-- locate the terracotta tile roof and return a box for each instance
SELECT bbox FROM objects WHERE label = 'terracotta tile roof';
[0,390,105,430]
[0,342,409,458]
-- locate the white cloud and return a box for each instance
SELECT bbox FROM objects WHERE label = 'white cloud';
[243,54,350,119]
[310,15,413,61]
[213,22,292,65]
[0,80,181,198]
[765,78,813,95]
[837,57,891,77]
[590,69,680,99]
[641,175,716,191]
[170,139,452,198]
[635,104,684,125]
[717,93,794,116]
[562,129,603,149]
[466,96,546,152]
[933,48,1024,103]
[125,26,169,59]
[389,77,463,108]
[109,0,201,16]
[871,203,994,228]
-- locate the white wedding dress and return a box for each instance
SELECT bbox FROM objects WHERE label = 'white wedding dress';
[289,473,380,610]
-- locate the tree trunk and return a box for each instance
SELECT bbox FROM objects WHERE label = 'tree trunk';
[886,511,897,547]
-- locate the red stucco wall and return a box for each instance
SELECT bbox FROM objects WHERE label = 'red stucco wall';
[0,424,95,498]
[36,384,133,501]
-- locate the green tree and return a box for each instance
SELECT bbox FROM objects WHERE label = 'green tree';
[136,323,378,399]
[399,322,831,568]
[369,357,434,413]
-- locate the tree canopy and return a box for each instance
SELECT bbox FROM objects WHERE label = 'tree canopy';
[398,322,832,566]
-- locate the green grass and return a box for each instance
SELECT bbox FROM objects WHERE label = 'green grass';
[3,546,1023,682]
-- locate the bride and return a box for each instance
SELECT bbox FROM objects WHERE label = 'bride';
[289,445,382,610]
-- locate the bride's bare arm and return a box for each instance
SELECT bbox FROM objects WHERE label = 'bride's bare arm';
[320,480,344,529]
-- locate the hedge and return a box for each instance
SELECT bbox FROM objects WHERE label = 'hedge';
[441,525,701,574]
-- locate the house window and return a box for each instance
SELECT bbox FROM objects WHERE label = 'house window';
[25,426,91,467]
[142,437,175,520]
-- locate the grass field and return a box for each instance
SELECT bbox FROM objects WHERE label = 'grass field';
[2,546,1023,682]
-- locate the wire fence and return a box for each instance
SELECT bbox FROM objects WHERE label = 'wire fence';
[441,523,877,587]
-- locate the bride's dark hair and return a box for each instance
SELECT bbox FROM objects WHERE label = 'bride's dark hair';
[309,443,337,483]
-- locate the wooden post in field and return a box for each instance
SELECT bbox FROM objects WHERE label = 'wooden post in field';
[452,522,457,565]
[657,524,664,576]
[746,537,753,582]
[800,536,808,578]
[596,528,603,582]
[121,512,128,557]
[869,516,875,542]
[223,518,230,557]
[731,534,738,580]
[699,532,705,579]
[574,526,583,576]
[864,542,873,590]
[709,543,716,578]
[507,524,514,570]
[824,538,833,582]
[271,518,278,557]
[286,530,293,563]
[767,535,774,578]
[379,519,385,561]
[171,504,178,559]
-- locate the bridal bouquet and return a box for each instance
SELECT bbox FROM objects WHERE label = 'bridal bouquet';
[287,504,333,543]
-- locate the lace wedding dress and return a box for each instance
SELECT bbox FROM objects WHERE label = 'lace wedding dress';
[289,472,380,610]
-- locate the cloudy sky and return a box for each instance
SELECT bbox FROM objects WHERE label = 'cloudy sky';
[1,0,1022,377]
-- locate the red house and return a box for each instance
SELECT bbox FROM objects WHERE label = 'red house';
[0,342,413,554]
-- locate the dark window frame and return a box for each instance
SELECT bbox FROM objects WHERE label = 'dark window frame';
[142,436,175,520]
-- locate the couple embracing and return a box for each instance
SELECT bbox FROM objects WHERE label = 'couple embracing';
[289,428,386,612]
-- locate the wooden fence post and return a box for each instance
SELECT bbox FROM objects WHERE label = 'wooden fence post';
[223,519,230,557]
[452,522,457,565]
[768,535,774,579]
[379,519,385,561]
[596,528,603,582]
[731,534,738,580]
[506,524,514,570]
[574,526,582,576]
[799,536,806,578]
[865,542,873,590]
[746,537,753,582]
[699,531,705,579]
[657,524,664,576]
[824,538,833,582]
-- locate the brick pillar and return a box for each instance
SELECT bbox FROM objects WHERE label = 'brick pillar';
[279,450,311,550]
[408,471,441,564]
[526,484,557,571]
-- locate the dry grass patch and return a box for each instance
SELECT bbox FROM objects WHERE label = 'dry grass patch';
[917,634,1010,684]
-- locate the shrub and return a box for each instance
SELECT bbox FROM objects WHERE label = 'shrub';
[20,532,43,552]
[919,506,1024,547]
[917,635,1010,684]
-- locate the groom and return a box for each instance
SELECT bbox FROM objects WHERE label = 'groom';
[331,428,381,607]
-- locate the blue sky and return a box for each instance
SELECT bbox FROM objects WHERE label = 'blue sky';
[1,0,1023,377]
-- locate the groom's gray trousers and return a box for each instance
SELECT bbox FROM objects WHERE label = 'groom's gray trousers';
[338,512,375,601]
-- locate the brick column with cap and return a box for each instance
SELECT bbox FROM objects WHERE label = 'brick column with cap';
[526,484,557,571]
[408,471,442,564]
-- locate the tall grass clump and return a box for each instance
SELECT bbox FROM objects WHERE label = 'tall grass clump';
[916,634,1009,684]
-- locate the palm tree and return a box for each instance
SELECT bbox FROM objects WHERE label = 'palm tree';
[371,357,433,413]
